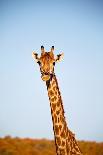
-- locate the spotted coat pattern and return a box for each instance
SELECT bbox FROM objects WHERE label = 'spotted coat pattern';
[46,75,82,155]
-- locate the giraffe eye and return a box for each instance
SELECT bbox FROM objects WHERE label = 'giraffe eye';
[53,62,55,66]
[37,61,41,66]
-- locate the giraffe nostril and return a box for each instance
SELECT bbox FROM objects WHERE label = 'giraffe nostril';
[41,69,50,75]
[45,72,49,75]
[41,71,49,75]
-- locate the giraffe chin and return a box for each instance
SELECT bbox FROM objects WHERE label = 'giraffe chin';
[41,75,50,81]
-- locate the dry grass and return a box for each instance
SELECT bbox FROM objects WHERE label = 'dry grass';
[0,136,103,155]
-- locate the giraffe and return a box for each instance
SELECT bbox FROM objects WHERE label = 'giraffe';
[32,46,83,155]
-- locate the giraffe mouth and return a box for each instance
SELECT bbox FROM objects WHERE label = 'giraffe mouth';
[41,74,50,81]
[41,72,52,81]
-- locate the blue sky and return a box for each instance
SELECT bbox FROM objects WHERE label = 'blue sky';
[0,0,103,142]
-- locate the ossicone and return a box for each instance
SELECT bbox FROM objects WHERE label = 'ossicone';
[41,45,45,53]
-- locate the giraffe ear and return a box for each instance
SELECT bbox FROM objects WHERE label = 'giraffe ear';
[55,53,64,62]
[32,51,40,62]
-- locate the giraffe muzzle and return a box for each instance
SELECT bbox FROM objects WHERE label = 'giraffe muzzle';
[41,71,50,81]
[41,74,50,81]
[41,71,54,81]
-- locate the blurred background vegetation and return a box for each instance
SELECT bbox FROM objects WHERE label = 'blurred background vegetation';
[0,136,103,155]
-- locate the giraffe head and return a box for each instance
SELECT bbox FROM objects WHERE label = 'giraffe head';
[32,46,64,81]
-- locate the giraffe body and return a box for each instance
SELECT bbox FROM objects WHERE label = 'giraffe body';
[32,46,83,155]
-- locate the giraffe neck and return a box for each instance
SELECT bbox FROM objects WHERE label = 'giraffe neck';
[46,74,82,155]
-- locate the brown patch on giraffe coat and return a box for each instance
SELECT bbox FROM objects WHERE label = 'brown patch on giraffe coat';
[52,103,56,111]
[48,90,54,97]
[61,129,66,138]
[56,109,60,115]
[56,98,63,108]
[57,101,60,107]
[55,125,59,135]
[54,96,57,101]
[60,148,65,155]
[57,117,60,123]
[59,125,62,131]
[53,86,56,92]
[56,137,61,145]
[54,124,62,136]
[48,84,51,89]
[51,96,57,102]
[54,90,58,95]
[51,98,54,102]
[62,140,66,147]
[60,115,65,123]
[64,122,67,131]
[53,113,57,123]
